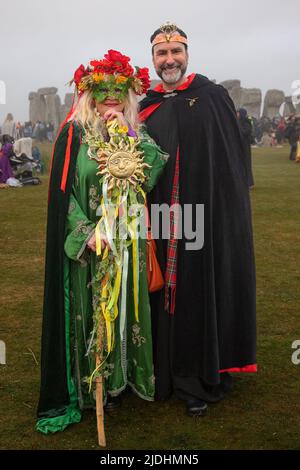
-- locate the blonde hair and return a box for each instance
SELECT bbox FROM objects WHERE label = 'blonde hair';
[69,89,140,133]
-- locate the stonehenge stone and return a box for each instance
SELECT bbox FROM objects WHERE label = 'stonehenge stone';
[64,93,74,108]
[29,79,297,124]
[263,90,285,118]
[29,88,64,127]
[283,96,296,116]
[60,104,70,123]
[37,87,58,95]
[220,80,241,89]
[28,91,37,101]
[59,94,75,123]
[45,94,61,128]
[220,81,262,116]
[220,80,242,109]
[240,88,262,118]
[29,92,47,123]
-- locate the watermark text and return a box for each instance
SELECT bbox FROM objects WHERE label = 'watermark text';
[291,340,300,365]
[0,80,6,104]
[0,340,6,365]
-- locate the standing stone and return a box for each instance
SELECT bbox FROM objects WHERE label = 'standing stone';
[240,88,262,118]
[220,80,242,109]
[45,94,61,129]
[64,93,74,108]
[37,87,58,95]
[60,104,69,123]
[60,93,74,122]
[263,90,285,118]
[283,96,296,116]
[29,92,47,123]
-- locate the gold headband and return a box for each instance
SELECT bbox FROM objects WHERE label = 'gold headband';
[152,23,188,47]
[152,32,188,46]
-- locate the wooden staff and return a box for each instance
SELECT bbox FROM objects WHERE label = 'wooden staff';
[95,353,106,447]
[95,272,108,447]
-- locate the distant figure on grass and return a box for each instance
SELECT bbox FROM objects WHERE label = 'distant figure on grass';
[260,132,272,147]
[275,117,286,146]
[285,115,300,161]
[0,135,14,183]
[237,108,255,188]
[1,113,16,139]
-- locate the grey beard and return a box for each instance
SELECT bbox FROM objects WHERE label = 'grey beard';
[160,66,185,85]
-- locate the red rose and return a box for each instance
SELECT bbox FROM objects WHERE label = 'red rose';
[90,59,107,70]
[136,67,151,93]
[105,50,134,77]
[105,50,130,66]
[74,64,87,86]
[121,63,134,77]
[89,51,136,79]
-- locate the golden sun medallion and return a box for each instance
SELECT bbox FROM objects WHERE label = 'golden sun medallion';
[92,139,151,191]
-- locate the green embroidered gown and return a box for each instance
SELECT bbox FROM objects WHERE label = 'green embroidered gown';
[62,128,168,411]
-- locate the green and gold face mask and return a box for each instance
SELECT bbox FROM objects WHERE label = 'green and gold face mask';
[92,75,131,103]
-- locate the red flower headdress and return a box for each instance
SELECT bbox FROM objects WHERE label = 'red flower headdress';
[71,50,150,96]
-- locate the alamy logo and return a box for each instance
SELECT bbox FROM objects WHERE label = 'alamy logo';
[291,340,300,365]
[279,81,300,116]
[291,80,300,107]
[98,203,205,251]
[0,80,6,104]
[0,340,6,365]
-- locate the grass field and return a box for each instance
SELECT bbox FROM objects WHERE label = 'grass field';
[0,143,299,450]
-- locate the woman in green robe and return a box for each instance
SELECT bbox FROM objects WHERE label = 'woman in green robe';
[37,50,168,434]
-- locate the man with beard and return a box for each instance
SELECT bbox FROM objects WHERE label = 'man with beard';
[139,23,256,417]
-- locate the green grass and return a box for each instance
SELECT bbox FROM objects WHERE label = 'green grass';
[0,144,300,450]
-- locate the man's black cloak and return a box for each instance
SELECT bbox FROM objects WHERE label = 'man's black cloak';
[140,74,256,400]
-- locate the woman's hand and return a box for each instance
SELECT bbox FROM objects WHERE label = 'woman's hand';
[103,109,127,128]
[87,232,109,252]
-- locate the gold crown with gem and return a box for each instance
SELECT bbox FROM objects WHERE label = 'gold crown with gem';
[151,22,188,46]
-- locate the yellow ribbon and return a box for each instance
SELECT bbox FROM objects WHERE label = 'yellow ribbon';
[128,219,139,323]
[296,140,300,161]
[95,215,104,256]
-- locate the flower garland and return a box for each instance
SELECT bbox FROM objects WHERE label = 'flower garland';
[72,50,151,97]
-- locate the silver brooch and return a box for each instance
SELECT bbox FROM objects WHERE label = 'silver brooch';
[186,97,199,107]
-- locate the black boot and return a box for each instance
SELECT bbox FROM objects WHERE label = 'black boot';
[104,394,122,411]
[186,399,208,417]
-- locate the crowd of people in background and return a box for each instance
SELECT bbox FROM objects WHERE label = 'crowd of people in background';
[249,114,300,154]
[236,110,300,190]
[1,109,300,188]
[0,114,55,142]
[237,110,300,158]
[0,113,45,187]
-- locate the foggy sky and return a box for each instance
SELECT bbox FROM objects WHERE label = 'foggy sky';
[0,0,299,122]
